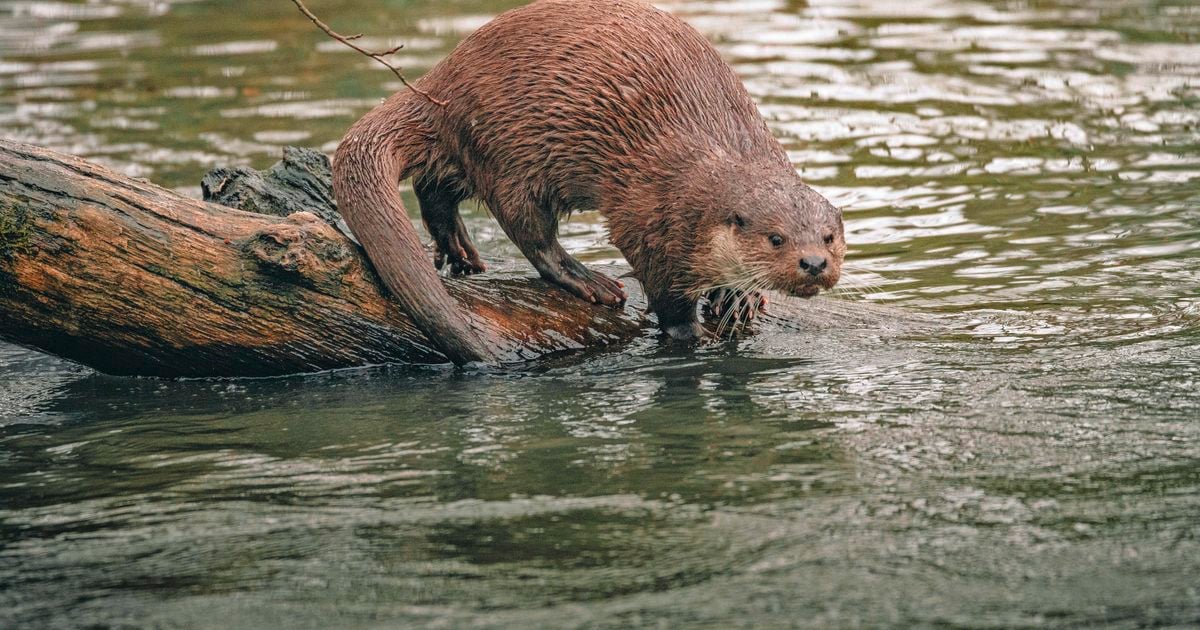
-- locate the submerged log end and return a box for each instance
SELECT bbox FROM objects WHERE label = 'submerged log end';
[202,146,340,225]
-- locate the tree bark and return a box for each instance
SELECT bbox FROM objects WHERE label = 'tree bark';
[0,140,644,377]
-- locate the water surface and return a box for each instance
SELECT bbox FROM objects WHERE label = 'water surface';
[2,0,1199,627]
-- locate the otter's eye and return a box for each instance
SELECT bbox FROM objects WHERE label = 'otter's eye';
[823,233,835,245]
[732,213,746,228]
[769,234,785,248]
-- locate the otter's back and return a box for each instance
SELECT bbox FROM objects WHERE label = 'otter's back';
[419,0,781,205]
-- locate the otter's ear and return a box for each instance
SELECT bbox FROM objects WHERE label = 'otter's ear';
[730,213,746,228]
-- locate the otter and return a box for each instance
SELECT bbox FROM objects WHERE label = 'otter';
[333,0,845,365]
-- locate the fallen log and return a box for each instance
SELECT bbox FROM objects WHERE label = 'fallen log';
[0,140,646,377]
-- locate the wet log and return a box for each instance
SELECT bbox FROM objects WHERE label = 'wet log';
[0,140,644,377]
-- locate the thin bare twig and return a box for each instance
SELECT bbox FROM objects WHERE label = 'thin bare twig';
[288,0,447,106]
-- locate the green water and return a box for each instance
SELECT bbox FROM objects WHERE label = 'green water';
[2,0,1199,627]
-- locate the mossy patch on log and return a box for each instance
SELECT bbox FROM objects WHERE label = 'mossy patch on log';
[0,204,33,261]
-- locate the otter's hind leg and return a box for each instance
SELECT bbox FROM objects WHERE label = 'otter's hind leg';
[491,192,626,307]
[415,178,486,276]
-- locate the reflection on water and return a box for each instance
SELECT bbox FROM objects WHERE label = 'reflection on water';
[2,0,1199,626]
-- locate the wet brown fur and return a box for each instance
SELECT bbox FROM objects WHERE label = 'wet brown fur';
[333,0,845,364]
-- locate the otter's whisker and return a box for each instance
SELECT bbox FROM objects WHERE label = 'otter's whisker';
[686,262,773,301]
[827,269,886,299]
[715,272,771,338]
[843,282,885,298]
[712,281,747,337]
[716,286,750,337]
[738,276,774,334]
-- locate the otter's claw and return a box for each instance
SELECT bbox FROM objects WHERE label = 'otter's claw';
[540,253,627,307]
[704,288,767,328]
[431,225,486,276]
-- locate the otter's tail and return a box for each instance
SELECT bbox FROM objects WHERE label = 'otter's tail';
[333,98,496,365]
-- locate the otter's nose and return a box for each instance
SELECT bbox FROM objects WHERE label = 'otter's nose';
[799,256,827,276]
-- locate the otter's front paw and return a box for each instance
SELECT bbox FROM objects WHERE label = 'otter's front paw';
[704,288,767,330]
[550,257,627,307]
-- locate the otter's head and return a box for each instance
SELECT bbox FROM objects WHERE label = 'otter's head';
[692,172,845,300]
